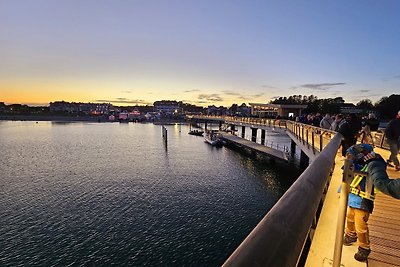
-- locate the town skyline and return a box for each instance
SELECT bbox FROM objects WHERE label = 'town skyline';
[1,1,400,107]
[0,91,397,108]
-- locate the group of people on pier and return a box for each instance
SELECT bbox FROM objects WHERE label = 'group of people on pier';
[299,111,400,171]
[335,111,400,262]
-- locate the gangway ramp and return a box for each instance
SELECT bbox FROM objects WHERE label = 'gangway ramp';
[221,133,288,162]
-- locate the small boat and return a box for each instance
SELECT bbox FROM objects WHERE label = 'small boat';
[204,130,223,146]
[188,130,204,136]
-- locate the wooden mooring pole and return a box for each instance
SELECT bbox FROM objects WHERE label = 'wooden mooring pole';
[162,126,168,144]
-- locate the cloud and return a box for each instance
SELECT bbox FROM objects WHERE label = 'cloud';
[121,90,132,94]
[261,85,278,89]
[198,93,224,102]
[270,96,281,99]
[221,90,240,96]
[359,89,370,93]
[299,83,346,91]
[251,93,264,98]
[184,89,200,93]
[393,74,400,79]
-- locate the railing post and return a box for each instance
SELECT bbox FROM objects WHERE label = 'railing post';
[380,133,385,148]
[320,132,323,151]
[333,159,354,267]
[312,130,315,152]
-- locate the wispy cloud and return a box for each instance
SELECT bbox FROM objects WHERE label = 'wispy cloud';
[238,94,263,101]
[121,90,132,94]
[261,85,279,89]
[184,89,200,93]
[359,89,370,93]
[198,94,224,102]
[221,90,241,96]
[299,82,346,91]
[251,93,264,98]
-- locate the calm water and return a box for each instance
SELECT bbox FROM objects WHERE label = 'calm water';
[0,121,297,266]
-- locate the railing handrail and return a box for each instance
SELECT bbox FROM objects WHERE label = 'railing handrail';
[188,115,390,150]
[223,133,342,267]
[188,115,338,152]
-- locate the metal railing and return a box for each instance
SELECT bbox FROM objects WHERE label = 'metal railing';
[187,115,391,151]
[188,115,338,154]
[223,133,342,267]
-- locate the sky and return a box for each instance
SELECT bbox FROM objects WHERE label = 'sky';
[1,0,400,107]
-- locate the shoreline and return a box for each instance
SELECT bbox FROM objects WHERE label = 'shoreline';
[0,115,188,124]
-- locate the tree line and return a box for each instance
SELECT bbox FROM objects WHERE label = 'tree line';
[270,94,400,120]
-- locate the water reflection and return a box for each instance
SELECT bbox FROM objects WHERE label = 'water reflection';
[0,122,297,266]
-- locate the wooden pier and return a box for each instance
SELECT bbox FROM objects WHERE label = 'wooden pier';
[221,133,288,162]
[368,147,400,267]
[306,147,400,267]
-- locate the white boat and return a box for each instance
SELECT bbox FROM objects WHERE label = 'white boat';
[204,130,223,146]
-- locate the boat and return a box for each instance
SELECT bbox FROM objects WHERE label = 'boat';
[188,129,204,136]
[204,130,223,146]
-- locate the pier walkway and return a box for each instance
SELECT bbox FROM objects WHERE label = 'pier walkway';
[188,115,400,266]
[305,147,400,267]
[221,133,289,162]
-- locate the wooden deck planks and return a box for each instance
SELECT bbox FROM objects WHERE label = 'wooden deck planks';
[367,147,400,267]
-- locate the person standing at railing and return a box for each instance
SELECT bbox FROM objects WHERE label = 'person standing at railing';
[320,113,333,129]
[338,114,362,157]
[330,114,344,131]
[360,113,378,145]
[385,111,400,171]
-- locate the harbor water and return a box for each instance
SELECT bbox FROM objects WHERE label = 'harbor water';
[0,121,298,266]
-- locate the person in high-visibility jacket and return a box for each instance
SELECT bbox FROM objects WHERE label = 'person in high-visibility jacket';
[343,144,375,262]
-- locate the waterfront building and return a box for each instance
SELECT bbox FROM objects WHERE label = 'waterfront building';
[49,101,111,115]
[207,105,228,116]
[249,103,307,118]
[237,103,251,117]
[338,103,363,114]
[0,102,6,112]
[153,100,180,115]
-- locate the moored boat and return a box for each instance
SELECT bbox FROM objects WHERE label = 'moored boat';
[188,130,204,136]
[204,130,223,146]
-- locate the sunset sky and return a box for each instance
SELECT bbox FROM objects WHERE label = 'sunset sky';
[1,0,400,107]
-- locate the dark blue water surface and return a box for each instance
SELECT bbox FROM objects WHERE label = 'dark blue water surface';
[0,121,297,266]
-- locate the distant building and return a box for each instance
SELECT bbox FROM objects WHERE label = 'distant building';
[249,103,307,118]
[50,101,111,115]
[50,101,79,113]
[237,103,251,117]
[153,100,180,114]
[338,103,363,114]
[207,105,228,116]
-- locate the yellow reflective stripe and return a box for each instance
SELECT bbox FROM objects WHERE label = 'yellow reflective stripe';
[358,191,375,200]
[350,175,363,187]
[349,165,376,201]
[350,188,375,200]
